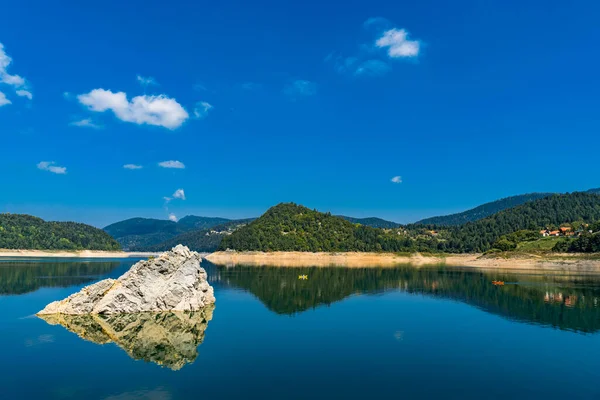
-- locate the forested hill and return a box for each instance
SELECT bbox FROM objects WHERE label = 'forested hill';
[441,192,600,252]
[220,194,600,253]
[219,203,388,252]
[338,216,400,229]
[0,214,121,251]
[416,193,554,226]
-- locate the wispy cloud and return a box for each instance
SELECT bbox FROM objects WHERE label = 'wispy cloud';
[63,91,72,99]
[354,60,391,77]
[284,80,317,98]
[172,188,185,200]
[376,28,420,58]
[168,213,178,222]
[16,90,32,100]
[193,101,213,119]
[77,89,189,130]
[327,18,421,79]
[0,42,32,99]
[242,82,262,91]
[123,164,143,170]
[193,83,208,92]
[137,75,158,87]
[37,161,67,175]
[165,188,186,203]
[0,91,10,106]
[69,118,102,129]
[329,55,391,77]
[158,160,185,169]
[391,176,402,184]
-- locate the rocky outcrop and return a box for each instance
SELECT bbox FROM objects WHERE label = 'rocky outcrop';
[38,307,214,370]
[37,245,215,315]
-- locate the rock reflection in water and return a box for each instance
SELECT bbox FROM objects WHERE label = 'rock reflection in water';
[38,306,214,370]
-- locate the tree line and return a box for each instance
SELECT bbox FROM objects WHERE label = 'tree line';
[220,193,600,253]
[0,214,121,251]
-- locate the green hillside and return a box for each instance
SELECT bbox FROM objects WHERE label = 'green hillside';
[416,193,553,226]
[338,216,400,229]
[219,203,424,252]
[442,192,600,252]
[0,214,121,251]
[220,193,600,253]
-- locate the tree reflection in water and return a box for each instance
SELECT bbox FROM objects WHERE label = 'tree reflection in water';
[215,263,600,333]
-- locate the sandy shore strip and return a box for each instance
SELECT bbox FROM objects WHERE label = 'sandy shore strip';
[0,249,161,258]
[205,251,600,272]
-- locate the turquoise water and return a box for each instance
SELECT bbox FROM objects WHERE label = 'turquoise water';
[1,258,600,399]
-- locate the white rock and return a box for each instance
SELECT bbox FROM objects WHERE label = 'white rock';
[37,245,215,315]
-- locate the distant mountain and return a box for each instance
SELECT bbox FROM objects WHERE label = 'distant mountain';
[176,216,232,231]
[104,216,234,251]
[415,193,554,226]
[338,216,400,229]
[0,214,121,251]
[587,188,600,194]
[140,219,255,252]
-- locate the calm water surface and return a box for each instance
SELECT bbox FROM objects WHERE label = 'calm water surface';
[1,258,600,399]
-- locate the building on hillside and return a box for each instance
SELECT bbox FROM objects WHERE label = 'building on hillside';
[560,227,574,236]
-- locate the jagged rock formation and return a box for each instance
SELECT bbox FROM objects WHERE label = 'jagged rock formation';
[38,307,214,370]
[37,245,215,315]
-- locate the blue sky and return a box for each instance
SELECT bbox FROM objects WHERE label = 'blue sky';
[1,0,599,227]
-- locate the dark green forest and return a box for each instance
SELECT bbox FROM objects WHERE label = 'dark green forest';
[416,192,554,226]
[220,193,600,253]
[0,214,121,250]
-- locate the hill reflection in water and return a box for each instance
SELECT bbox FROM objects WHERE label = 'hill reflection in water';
[0,260,121,295]
[214,263,600,333]
[38,307,214,370]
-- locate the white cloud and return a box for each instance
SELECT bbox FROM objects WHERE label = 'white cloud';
[69,118,102,129]
[0,91,10,106]
[376,28,420,58]
[63,91,72,99]
[137,75,158,87]
[0,43,31,99]
[16,90,32,100]
[37,161,67,175]
[193,101,213,119]
[123,164,143,170]
[77,89,189,130]
[284,80,316,98]
[391,176,402,184]
[327,20,420,79]
[158,160,185,169]
[172,188,186,200]
[168,213,178,222]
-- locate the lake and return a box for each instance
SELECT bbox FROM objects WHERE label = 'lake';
[1,258,600,399]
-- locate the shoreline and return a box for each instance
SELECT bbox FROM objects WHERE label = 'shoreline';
[205,251,600,272]
[0,249,160,259]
